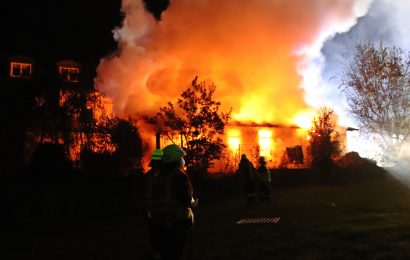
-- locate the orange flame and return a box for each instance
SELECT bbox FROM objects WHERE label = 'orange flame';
[291,110,316,130]
[96,0,372,168]
[227,129,241,154]
[258,129,273,160]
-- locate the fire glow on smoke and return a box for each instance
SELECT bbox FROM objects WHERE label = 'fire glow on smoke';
[96,0,374,165]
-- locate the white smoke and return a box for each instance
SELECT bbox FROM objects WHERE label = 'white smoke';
[97,0,401,165]
[299,0,374,127]
[311,0,410,126]
[312,0,410,163]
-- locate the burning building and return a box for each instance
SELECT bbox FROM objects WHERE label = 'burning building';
[224,123,309,170]
[144,120,313,172]
[95,0,371,170]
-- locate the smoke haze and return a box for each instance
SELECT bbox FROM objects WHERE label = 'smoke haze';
[96,0,373,126]
[314,0,410,126]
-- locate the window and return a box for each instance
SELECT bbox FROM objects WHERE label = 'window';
[10,62,32,78]
[59,66,80,82]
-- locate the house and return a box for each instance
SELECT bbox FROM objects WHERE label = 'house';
[0,55,113,174]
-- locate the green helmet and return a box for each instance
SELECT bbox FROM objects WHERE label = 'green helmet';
[151,149,163,161]
[162,144,186,163]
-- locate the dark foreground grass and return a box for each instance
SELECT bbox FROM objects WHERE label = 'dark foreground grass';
[194,170,410,260]
[6,168,410,259]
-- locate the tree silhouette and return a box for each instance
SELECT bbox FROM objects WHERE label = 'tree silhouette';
[340,41,410,158]
[156,77,231,174]
[308,107,341,170]
[111,118,145,175]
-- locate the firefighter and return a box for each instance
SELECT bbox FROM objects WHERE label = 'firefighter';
[144,144,196,260]
[149,149,164,169]
[142,149,164,259]
[237,154,257,204]
[256,156,272,202]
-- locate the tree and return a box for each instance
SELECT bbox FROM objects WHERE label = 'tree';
[111,118,145,175]
[78,117,145,176]
[339,41,410,157]
[156,77,231,174]
[31,63,111,164]
[308,107,341,169]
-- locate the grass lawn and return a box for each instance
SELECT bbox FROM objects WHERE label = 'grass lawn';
[6,167,410,259]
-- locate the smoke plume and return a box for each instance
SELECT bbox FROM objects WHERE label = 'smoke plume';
[313,0,410,126]
[96,0,373,126]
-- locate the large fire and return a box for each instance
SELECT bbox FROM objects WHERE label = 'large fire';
[96,0,373,168]
[258,129,273,159]
[227,129,241,154]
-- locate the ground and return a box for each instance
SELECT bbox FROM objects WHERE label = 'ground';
[5,169,410,259]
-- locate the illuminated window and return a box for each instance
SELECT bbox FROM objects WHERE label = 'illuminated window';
[10,62,32,78]
[258,129,272,159]
[59,66,80,82]
[227,129,241,153]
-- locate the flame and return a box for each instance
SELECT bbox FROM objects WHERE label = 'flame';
[258,129,273,160]
[95,0,373,167]
[97,0,372,123]
[89,92,114,123]
[291,110,316,130]
[227,129,241,154]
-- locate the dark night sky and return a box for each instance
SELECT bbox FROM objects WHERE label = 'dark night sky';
[1,0,169,66]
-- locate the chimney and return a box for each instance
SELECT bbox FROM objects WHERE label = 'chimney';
[155,131,161,149]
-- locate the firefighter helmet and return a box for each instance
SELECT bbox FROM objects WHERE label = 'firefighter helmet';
[150,149,163,161]
[162,144,186,163]
[259,156,266,164]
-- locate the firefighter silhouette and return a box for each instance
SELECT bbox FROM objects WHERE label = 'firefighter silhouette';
[237,154,257,204]
[143,144,197,260]
[142,149,163,259]
[256,156,272,202]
